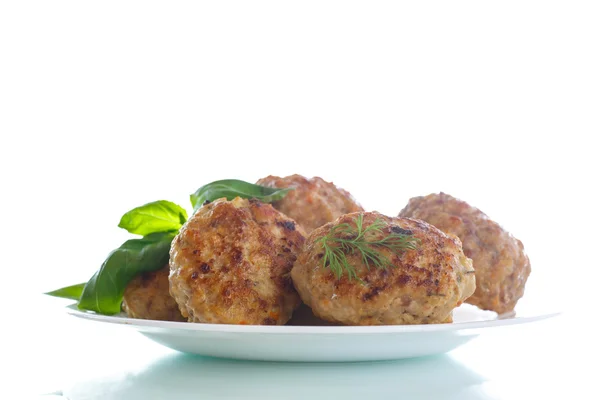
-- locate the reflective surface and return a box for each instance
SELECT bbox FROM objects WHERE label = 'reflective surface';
[60,311,586,400]
[64,354,489,400]
[3,294,595,400]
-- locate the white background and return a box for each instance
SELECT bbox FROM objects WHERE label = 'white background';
[1,1,599,398]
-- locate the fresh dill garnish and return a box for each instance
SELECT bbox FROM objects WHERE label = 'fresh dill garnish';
[316,214,420,281]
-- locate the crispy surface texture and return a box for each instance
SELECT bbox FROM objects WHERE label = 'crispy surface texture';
[123,265,186,322]
[256,174,363,233]
[291,212,475,325]
[399,193,530,314]
[169,197,304,325]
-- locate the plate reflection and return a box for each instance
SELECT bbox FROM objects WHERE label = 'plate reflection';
[65,352,491,400]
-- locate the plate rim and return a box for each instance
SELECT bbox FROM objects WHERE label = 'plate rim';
[65,304,560,334]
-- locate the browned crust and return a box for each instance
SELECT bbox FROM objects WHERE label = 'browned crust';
[291,212,475,325]
[256,174,363,233]
[123,265,186,322]
[169,197,304,325]
[399,193,531,314]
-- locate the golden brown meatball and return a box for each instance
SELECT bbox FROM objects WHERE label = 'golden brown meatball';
[256,174,363,233]
[169,197,304,325]
[399,193,530,314]
[291,212,475,325]
[122,265,186,322]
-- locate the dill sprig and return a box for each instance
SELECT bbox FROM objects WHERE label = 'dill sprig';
[316,214,420,281]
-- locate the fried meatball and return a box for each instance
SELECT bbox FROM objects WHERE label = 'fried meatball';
[256,174,363,233]
[399,193,530,314]
[122,265,186,322]
[291,212,476,325]
[169,197,304,325]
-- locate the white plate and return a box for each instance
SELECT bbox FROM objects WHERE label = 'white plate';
[66,304,557,362]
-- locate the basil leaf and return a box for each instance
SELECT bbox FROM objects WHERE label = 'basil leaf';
[45,283,86,301]
[118,200,188,236]
[190,179,291,211]
[78,231,176,314]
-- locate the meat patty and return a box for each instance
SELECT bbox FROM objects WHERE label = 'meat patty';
[256,174,363,233]
[399,193,530,314]
[122,265,186,322]
[169,197,304,325]
[291,212,475,325]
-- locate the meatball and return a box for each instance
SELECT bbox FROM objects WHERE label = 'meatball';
[123,265,186,322]
[169,197,304,325]
[291,212,475,325]
[256,174,363,233]
[399,193,530,314]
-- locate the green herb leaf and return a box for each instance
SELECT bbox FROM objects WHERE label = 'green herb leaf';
[118,200,188,236]
[45,283,86,301]
[190,179,292,211]
[77,231,176,314]
[317,214,420,280]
